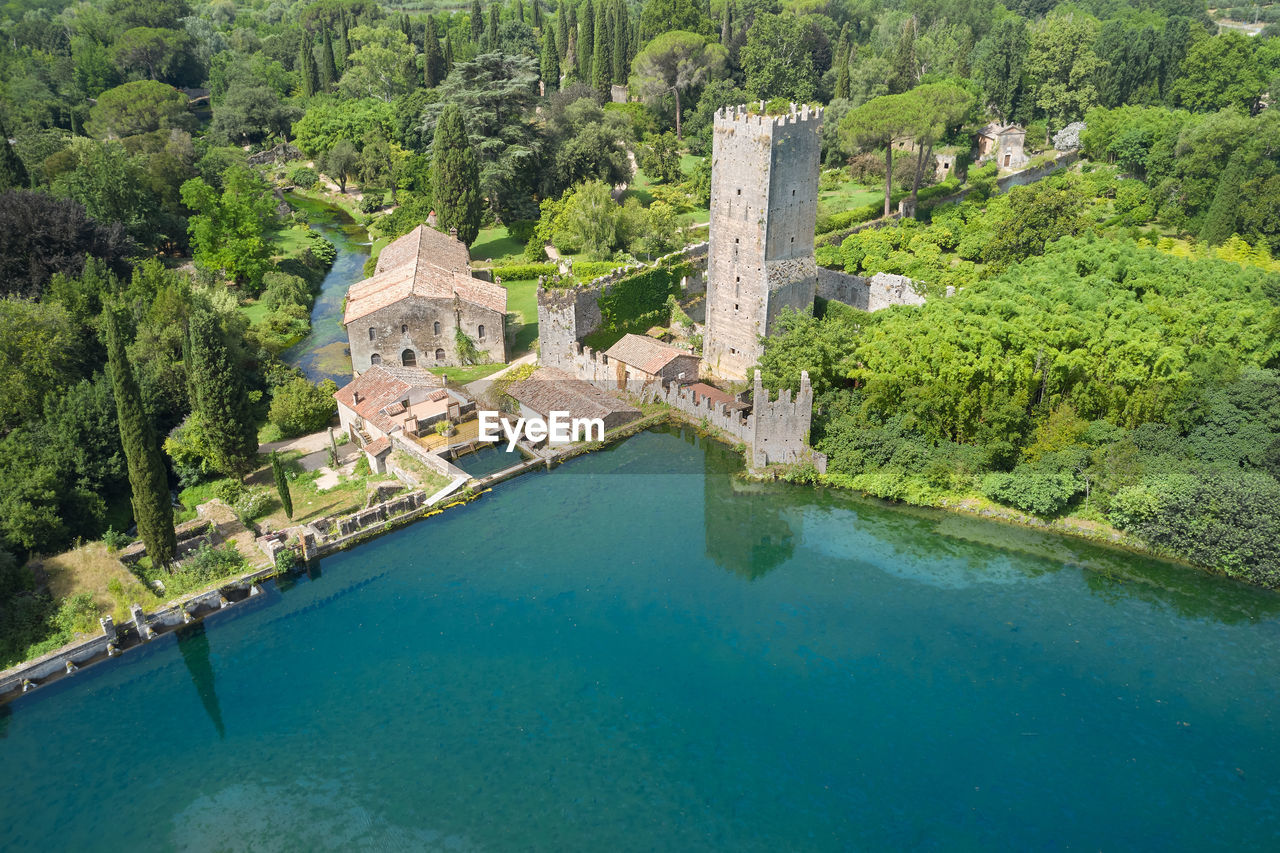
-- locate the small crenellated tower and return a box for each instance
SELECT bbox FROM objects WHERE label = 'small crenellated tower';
[703,103,823,380]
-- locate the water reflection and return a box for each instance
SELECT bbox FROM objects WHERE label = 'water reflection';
[176,623,224,738]
[701,434,797,580]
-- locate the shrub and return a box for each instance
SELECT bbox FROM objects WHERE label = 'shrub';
[506,219,537,244]
[490,263,557,280]
[287,165,318,188]
[233,489,272,525]
[981,466,1080,516]
[103,527,132,551]
[359,194,384,214]
[268,377,338,438]
[572,260,623,280]
[182,543,247,584]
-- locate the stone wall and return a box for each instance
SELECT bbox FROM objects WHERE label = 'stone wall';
[349,295,506,374]
[816,269,926,312]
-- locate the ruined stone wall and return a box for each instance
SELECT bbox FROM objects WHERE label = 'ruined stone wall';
[816,269,925,312]
[816,268,870,310]
[349,296,505,374]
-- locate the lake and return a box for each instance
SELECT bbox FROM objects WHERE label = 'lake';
[3,427,1279,850]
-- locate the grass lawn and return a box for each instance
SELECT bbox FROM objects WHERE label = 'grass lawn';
[818,179,882,217]
[428,363,507,383]
[368,235,391,265]
[389,450,453,493]
[680,153,704,176]
[502,278,539,358]
[240,299,271,326]
[41,542,154,625]
[269,223,315,259]
[471,225,525,263]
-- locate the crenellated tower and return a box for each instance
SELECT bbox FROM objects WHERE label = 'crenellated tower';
[703,103,823,379]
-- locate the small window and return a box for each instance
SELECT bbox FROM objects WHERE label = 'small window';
[790,236,795,243]
[734,237,739,244]
[368,327,375,341]
[435,348,445,362]
[736,188,741,196]
[735,276,740,282]
[791,189,795,196]
[370,353,381,365]
[734,303,739,311]
[433,321,441,335]
[401,324,408,334]
[401,349,417,367]
[477,324,485,340]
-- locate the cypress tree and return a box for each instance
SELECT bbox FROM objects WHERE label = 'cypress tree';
[579,0,594,81]
[319,24,340,90]
[533,0,542,30]
[1200,152,1246,246]
[424,16,444,88]
[721,0,731,44]
[432,104,483,246]
[471,0,484,46]
[104,307,175,569]
[337,12,350,70]
[0,119,28,191]
[514,0,525,25]
[299,36,320,97]
[835,45,851,101]
[557,8,570,61]
[444,32,455,75]
[611,0,628,83]
[187,311,257,476]
[592,12,612,99]
[271,452,293,520]
[541,28,560,92]
[487,4,499,49]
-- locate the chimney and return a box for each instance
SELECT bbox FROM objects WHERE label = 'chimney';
[449,226,458,240]
[353,391,362,404]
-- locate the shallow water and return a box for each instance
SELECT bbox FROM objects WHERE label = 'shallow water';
[4,427,1280,851]
[281,195,369,384]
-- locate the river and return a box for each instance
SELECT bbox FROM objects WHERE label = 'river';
[280,194,369,384]
[3,427,1279,850]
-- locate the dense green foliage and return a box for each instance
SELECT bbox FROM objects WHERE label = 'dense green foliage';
[431,102,483,245]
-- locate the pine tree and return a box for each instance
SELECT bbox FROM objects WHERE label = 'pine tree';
[104,306,175,569]
[541,28,561,92]
[271,452,293,520]
[611,0,628,83]
[432,103,483,246]
[592,11,612,99]
[0,119,28,192]
[187,311,257,476]
[579,0,595,81]
[424,16,444,88]
[487,4,499,49]
[319,24,340,90]
[471,0,484,45]
[557,8,570,61]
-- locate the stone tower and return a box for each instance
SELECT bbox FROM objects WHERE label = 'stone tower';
[703,103,822,380]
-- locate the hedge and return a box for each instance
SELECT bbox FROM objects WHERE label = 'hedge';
[572,260,627,280]
[490,262,557,280]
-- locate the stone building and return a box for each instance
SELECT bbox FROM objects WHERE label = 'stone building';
[344,225,507,373]
[703,103,823,379]
[506,367,641,444]
[334,364,472,472]
[603,334,700,391]
[976,123,1028,170]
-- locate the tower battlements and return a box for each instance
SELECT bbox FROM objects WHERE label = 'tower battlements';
[713,103,824,131]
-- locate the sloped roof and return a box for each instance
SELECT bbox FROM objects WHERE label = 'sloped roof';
[344,225,507,323]
[605,334,698,375]
[978,122,1025,139]
[334,365,445,435]
[507,368,641,423]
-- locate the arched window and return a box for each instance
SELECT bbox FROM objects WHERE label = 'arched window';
[370,353,381,365]
[401,349,417,367]
[477,324,485,340]
[401,323,408,334]
[368,327,375,341]
[433,321,441,335]
[434,348,445,362]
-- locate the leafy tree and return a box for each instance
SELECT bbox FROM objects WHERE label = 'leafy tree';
[268,376,339,438]
[0,191,132,299]
[1024,11,1104,130]
[741,13,818,102]
[292,98,396,157]
[324,139,361,193]
[359,131,409,201]
[211,84,302,145]
[559,179,620,258]
[180,165,276,290]
[112,27,192,82]
[186,309,257,476]
[638,0,714,41]
[629,31,727,139]
[104,306,175,569]
[544,95,632,192]
[980,173,1091,266]
[339,25,419,101]
[972,16,1028,122]
[85,80,190,139]
[431,103,484,246]
[638,131,682,183]
[271,451,293,519]
[1173,32,1265,113]
[839,91,916,217]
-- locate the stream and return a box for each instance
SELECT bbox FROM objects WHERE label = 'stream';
[280,194,370,385]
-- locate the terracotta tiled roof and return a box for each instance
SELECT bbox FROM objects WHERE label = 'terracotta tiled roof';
[334,365,444,435]
[364,436,392,457]
[344,224,507,323]
[507,368,641,422]
[687,382,742,409]
[605,334,697,375]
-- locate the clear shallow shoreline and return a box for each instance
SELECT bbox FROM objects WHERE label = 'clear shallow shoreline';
[5,427,1277,850]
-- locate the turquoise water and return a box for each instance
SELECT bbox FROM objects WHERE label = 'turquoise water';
[453,445,527,479]
[4,427,1280,850]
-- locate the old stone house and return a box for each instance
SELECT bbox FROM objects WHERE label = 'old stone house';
[603,334,700,391]
[344,225,508,373]
[506,367,641,445]
[976,123,1028,170]
[334,364,473,472]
